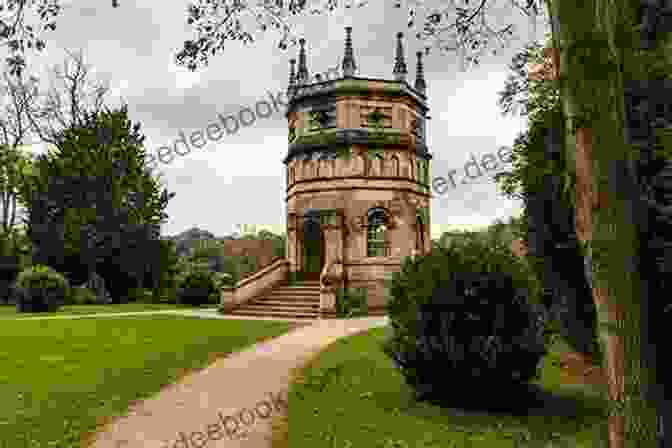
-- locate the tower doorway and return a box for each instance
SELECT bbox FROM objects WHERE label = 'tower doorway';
[302,210,324,280]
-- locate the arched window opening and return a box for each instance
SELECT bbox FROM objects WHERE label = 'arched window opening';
[391,155,400,177]
[415,215,425,254]
[367,208,388,257]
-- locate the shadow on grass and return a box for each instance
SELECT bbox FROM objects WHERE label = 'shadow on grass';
[278,326,609,448]
[409,382,607,419]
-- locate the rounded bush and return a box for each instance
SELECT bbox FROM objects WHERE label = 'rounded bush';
[68,286,100,305]
[15,264,70,312]
[177,270,218,306]
[212,272,236,288]
[382,236,547,411]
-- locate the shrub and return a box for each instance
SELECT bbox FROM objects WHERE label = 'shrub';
[126,287,154,303]
[212,272,236,289]
[176,270,218,306]
[68,286,99,305]
[382,237,547,412]
[0,255,20,304]
[15,264,70,313]
[335,287,368,317]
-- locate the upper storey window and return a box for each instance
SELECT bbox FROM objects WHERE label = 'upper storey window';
[361,106,392,129]
[307,104,337,131]
[288,115,298,142]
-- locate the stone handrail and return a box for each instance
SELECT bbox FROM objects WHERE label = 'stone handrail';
[219,257,289,312]
[319,258,344,317]
[238,255,286,281]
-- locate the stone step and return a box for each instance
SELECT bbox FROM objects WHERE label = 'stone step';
[265,294,320,299]
[221,279,323,319]
[269,288,320,296]
[255,296,319,303]
[227,308,319,319]
[277,282,321,287]
[273,285,320,291]
[261,294,320,301]
[251,300,319,308]
[237,304,319,313]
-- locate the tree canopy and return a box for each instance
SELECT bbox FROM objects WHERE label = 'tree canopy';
[0,0,546,75]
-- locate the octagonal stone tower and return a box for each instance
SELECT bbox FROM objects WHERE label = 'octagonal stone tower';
[283,28,432,316]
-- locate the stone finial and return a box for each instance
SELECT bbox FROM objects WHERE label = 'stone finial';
[297,38,309,85]
[393,32,408,82]
[414,51,426,94]
[288,58,296,95]
[342,26,357,77]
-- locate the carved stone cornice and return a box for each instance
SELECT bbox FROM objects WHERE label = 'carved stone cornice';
[283,128,431,164]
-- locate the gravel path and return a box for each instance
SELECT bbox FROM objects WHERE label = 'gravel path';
[85,316,389,448]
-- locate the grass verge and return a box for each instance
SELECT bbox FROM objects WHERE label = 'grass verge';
[0,315,302,448]
[270,326,609,448]
[0,302,214,318]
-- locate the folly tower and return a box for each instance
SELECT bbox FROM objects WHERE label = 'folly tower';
[284,28,432,316]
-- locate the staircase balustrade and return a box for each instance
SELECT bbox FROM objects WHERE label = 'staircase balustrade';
[319,258,344,318]
[219,257,290,312]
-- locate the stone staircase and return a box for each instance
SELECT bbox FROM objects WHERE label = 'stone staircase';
[226,280,321,319]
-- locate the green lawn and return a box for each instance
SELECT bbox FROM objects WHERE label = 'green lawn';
[0,315,301,448]
[272,327,610,448]
[0,302,215,318]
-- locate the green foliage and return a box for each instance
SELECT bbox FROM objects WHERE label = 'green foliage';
[215,254,258,281]
[15,264,70,312]
[67,286,99,305]
[18,105,174,300]
[444,217,527,253]
[381,238,547,410]
[239,254,257,275]
[16,264,68,291]
[176,270,218,306]
[495,34,601,360]
[148,239,181,300]
[212,272,236,289]
[0,144,34,235]
[126,287,154,303]
[495,35,572,211]
[237,229,287,259]
[189,244,223,268]
[0,254,20,303]
[335,287,368,317]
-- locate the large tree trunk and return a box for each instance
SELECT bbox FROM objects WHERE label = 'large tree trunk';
[545,1,661,447]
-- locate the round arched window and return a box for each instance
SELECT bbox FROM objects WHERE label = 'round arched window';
[367,208,388,257]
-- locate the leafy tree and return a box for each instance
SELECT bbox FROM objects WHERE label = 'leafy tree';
[537,3,672,445]
[18,105,174,301]
[1,0,667,445]
[0,68,41,253]
[494,35,599,359]
[0,146,32,235]
[190,244,225,272]
[148,239,181,300]
[0,0,544,75]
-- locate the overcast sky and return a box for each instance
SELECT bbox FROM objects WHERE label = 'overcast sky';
[19,0,549,239]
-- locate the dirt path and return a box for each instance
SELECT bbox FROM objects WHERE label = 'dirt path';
[85,316,389,448]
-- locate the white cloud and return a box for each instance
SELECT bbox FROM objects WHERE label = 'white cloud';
[17,0,544,239]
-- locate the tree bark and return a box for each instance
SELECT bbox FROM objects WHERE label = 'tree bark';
[544,1,660,447]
